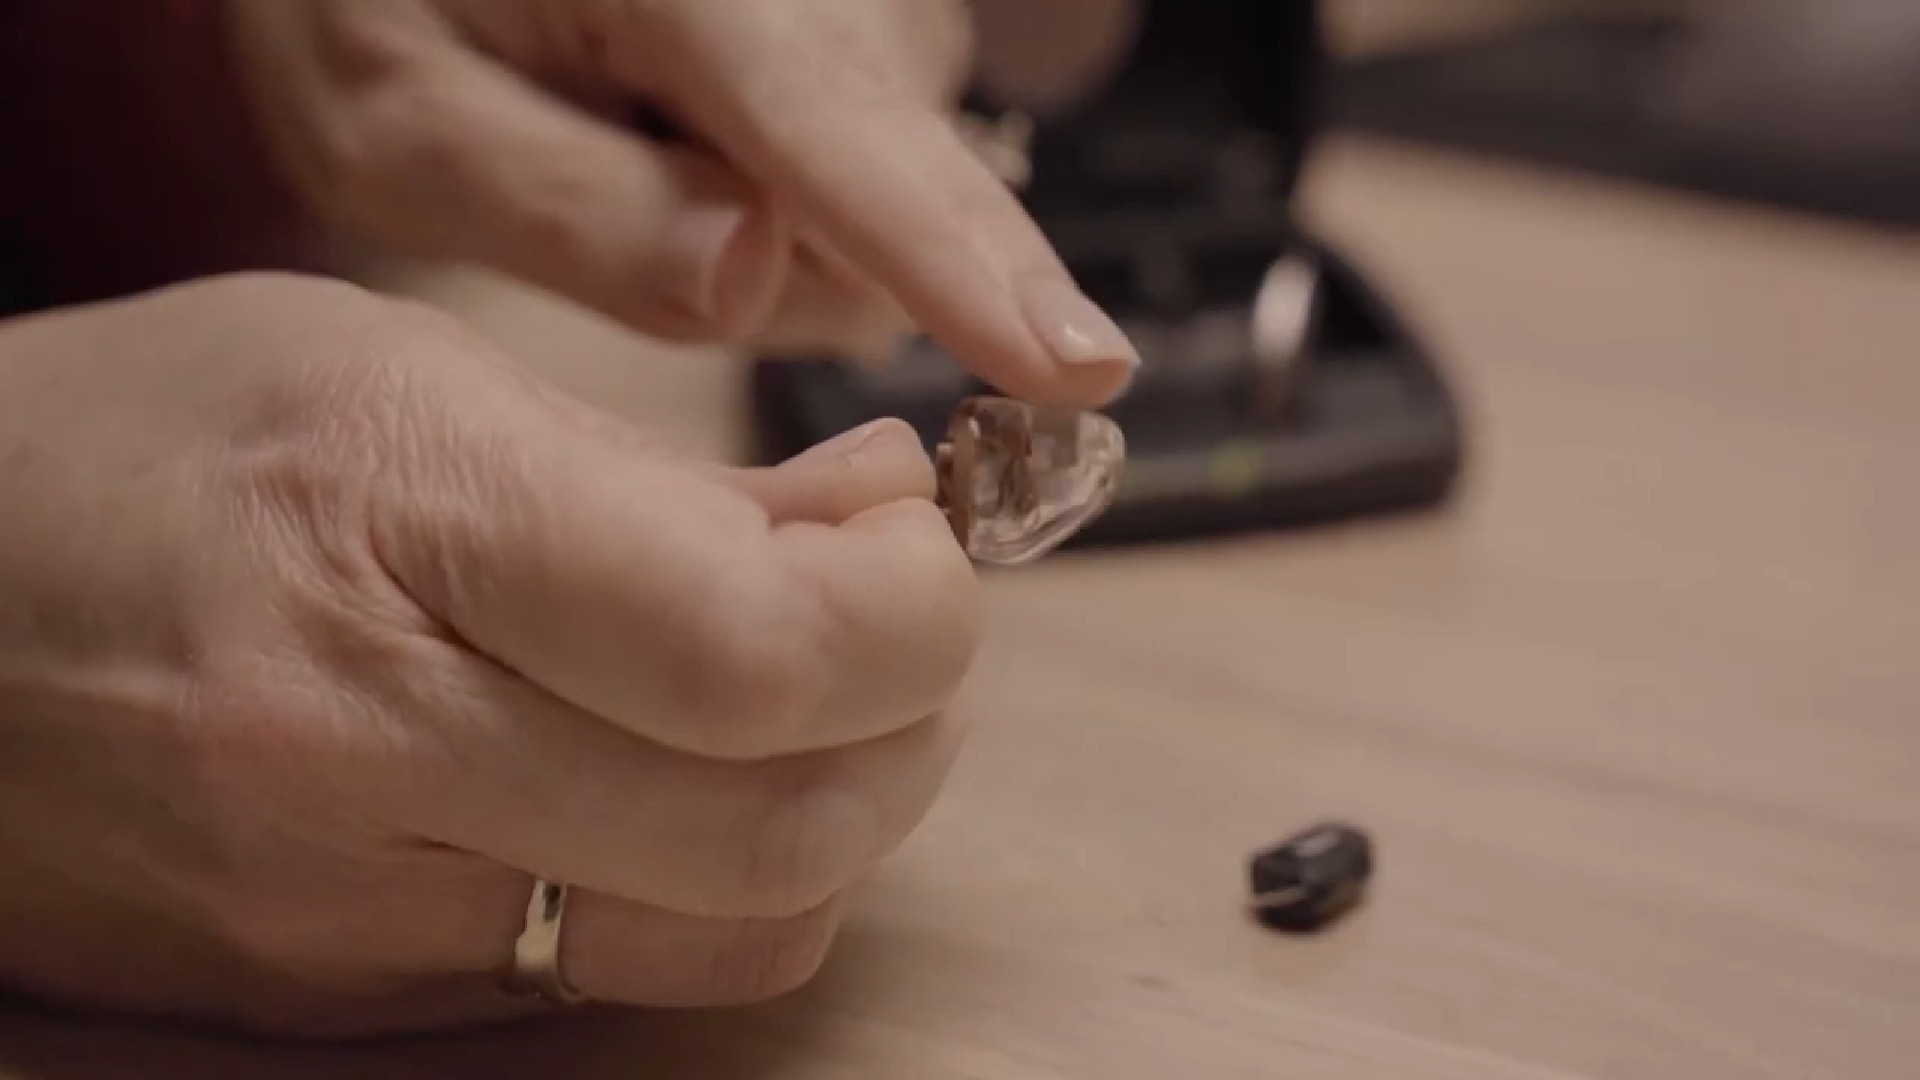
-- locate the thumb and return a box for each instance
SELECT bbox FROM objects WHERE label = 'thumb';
[724,418,937,525]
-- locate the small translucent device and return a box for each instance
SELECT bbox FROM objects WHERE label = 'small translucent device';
[934,396,1125,565]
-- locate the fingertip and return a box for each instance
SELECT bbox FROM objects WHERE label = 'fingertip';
[788,416,920,467]
[736,417,934,524]
[1018,276,1138,365]
[840,417,937,502]
[1009,358,1140,410]
[789,418,933,497]
[967,346,1139,410]
[928,273,1139,409]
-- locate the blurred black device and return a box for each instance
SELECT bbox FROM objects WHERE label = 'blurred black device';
[751,1,1466,547]
[0,235,46,320]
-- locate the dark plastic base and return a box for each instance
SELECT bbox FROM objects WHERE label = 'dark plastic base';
[754,0,1465,550]
[750,231,1465,550]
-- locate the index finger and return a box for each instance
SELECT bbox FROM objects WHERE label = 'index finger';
[625,2,1141,407]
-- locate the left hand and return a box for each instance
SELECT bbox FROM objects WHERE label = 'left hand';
[223,0,1140,405]
[0,273,981,1035]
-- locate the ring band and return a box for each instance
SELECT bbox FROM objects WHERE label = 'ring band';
[503,878,584,1005]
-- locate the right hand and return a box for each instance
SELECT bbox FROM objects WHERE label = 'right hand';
[224,0,1142,398]
[0,272,981,1036]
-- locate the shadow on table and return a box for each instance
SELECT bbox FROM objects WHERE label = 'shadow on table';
[0,919,930,1080]
[0,1001,812,1080]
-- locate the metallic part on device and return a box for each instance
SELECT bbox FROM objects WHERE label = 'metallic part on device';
[933,396,1125,565]
[1247,885,1310,909]
[934,419,980,555]
[1249,252,1322,415]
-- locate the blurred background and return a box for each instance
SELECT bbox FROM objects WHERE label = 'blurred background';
[1329,0,1920,227]
[0,2,1916,1078]
[748,0,1918,550]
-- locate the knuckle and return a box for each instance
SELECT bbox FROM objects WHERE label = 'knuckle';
[213,329,411,497]
[218,286,485,469]
[315,0,440,81]
[187,268,368,310]
[306,75,460,226]
[346,77,454,184]
[294,117,375,221]
[889,500,985,681]
[367,295,508,383]
[373,292,471,340]
[739,776,873,916]
[176,651,359,832]
[215,892,349,979]
[703,907,841,1005]
[287,99,396,223]
[168,272,393,355]
[675,558,830,758]
[505,187,603,273]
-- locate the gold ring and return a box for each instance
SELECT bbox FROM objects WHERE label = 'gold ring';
[503,879,584,1005]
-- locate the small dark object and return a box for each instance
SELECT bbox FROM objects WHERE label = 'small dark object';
[1248,822,1373,933]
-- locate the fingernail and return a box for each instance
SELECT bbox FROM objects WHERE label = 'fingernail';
[663,206,755,321]
[1019,276,1141,370]
[793,419,891,464]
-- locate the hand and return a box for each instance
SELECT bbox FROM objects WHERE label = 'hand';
[0,273,980,1036]
[223,0,1140,405]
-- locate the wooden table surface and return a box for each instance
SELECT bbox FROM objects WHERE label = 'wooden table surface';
[3,137,1916,1079]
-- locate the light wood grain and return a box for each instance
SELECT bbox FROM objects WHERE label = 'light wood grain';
[3,136,1916,1079]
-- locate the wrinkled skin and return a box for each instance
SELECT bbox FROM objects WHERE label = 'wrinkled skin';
[0,0,1148,1038]
[0,273,981,1036]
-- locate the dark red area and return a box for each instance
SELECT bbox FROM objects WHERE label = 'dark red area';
[0,0,324,307]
